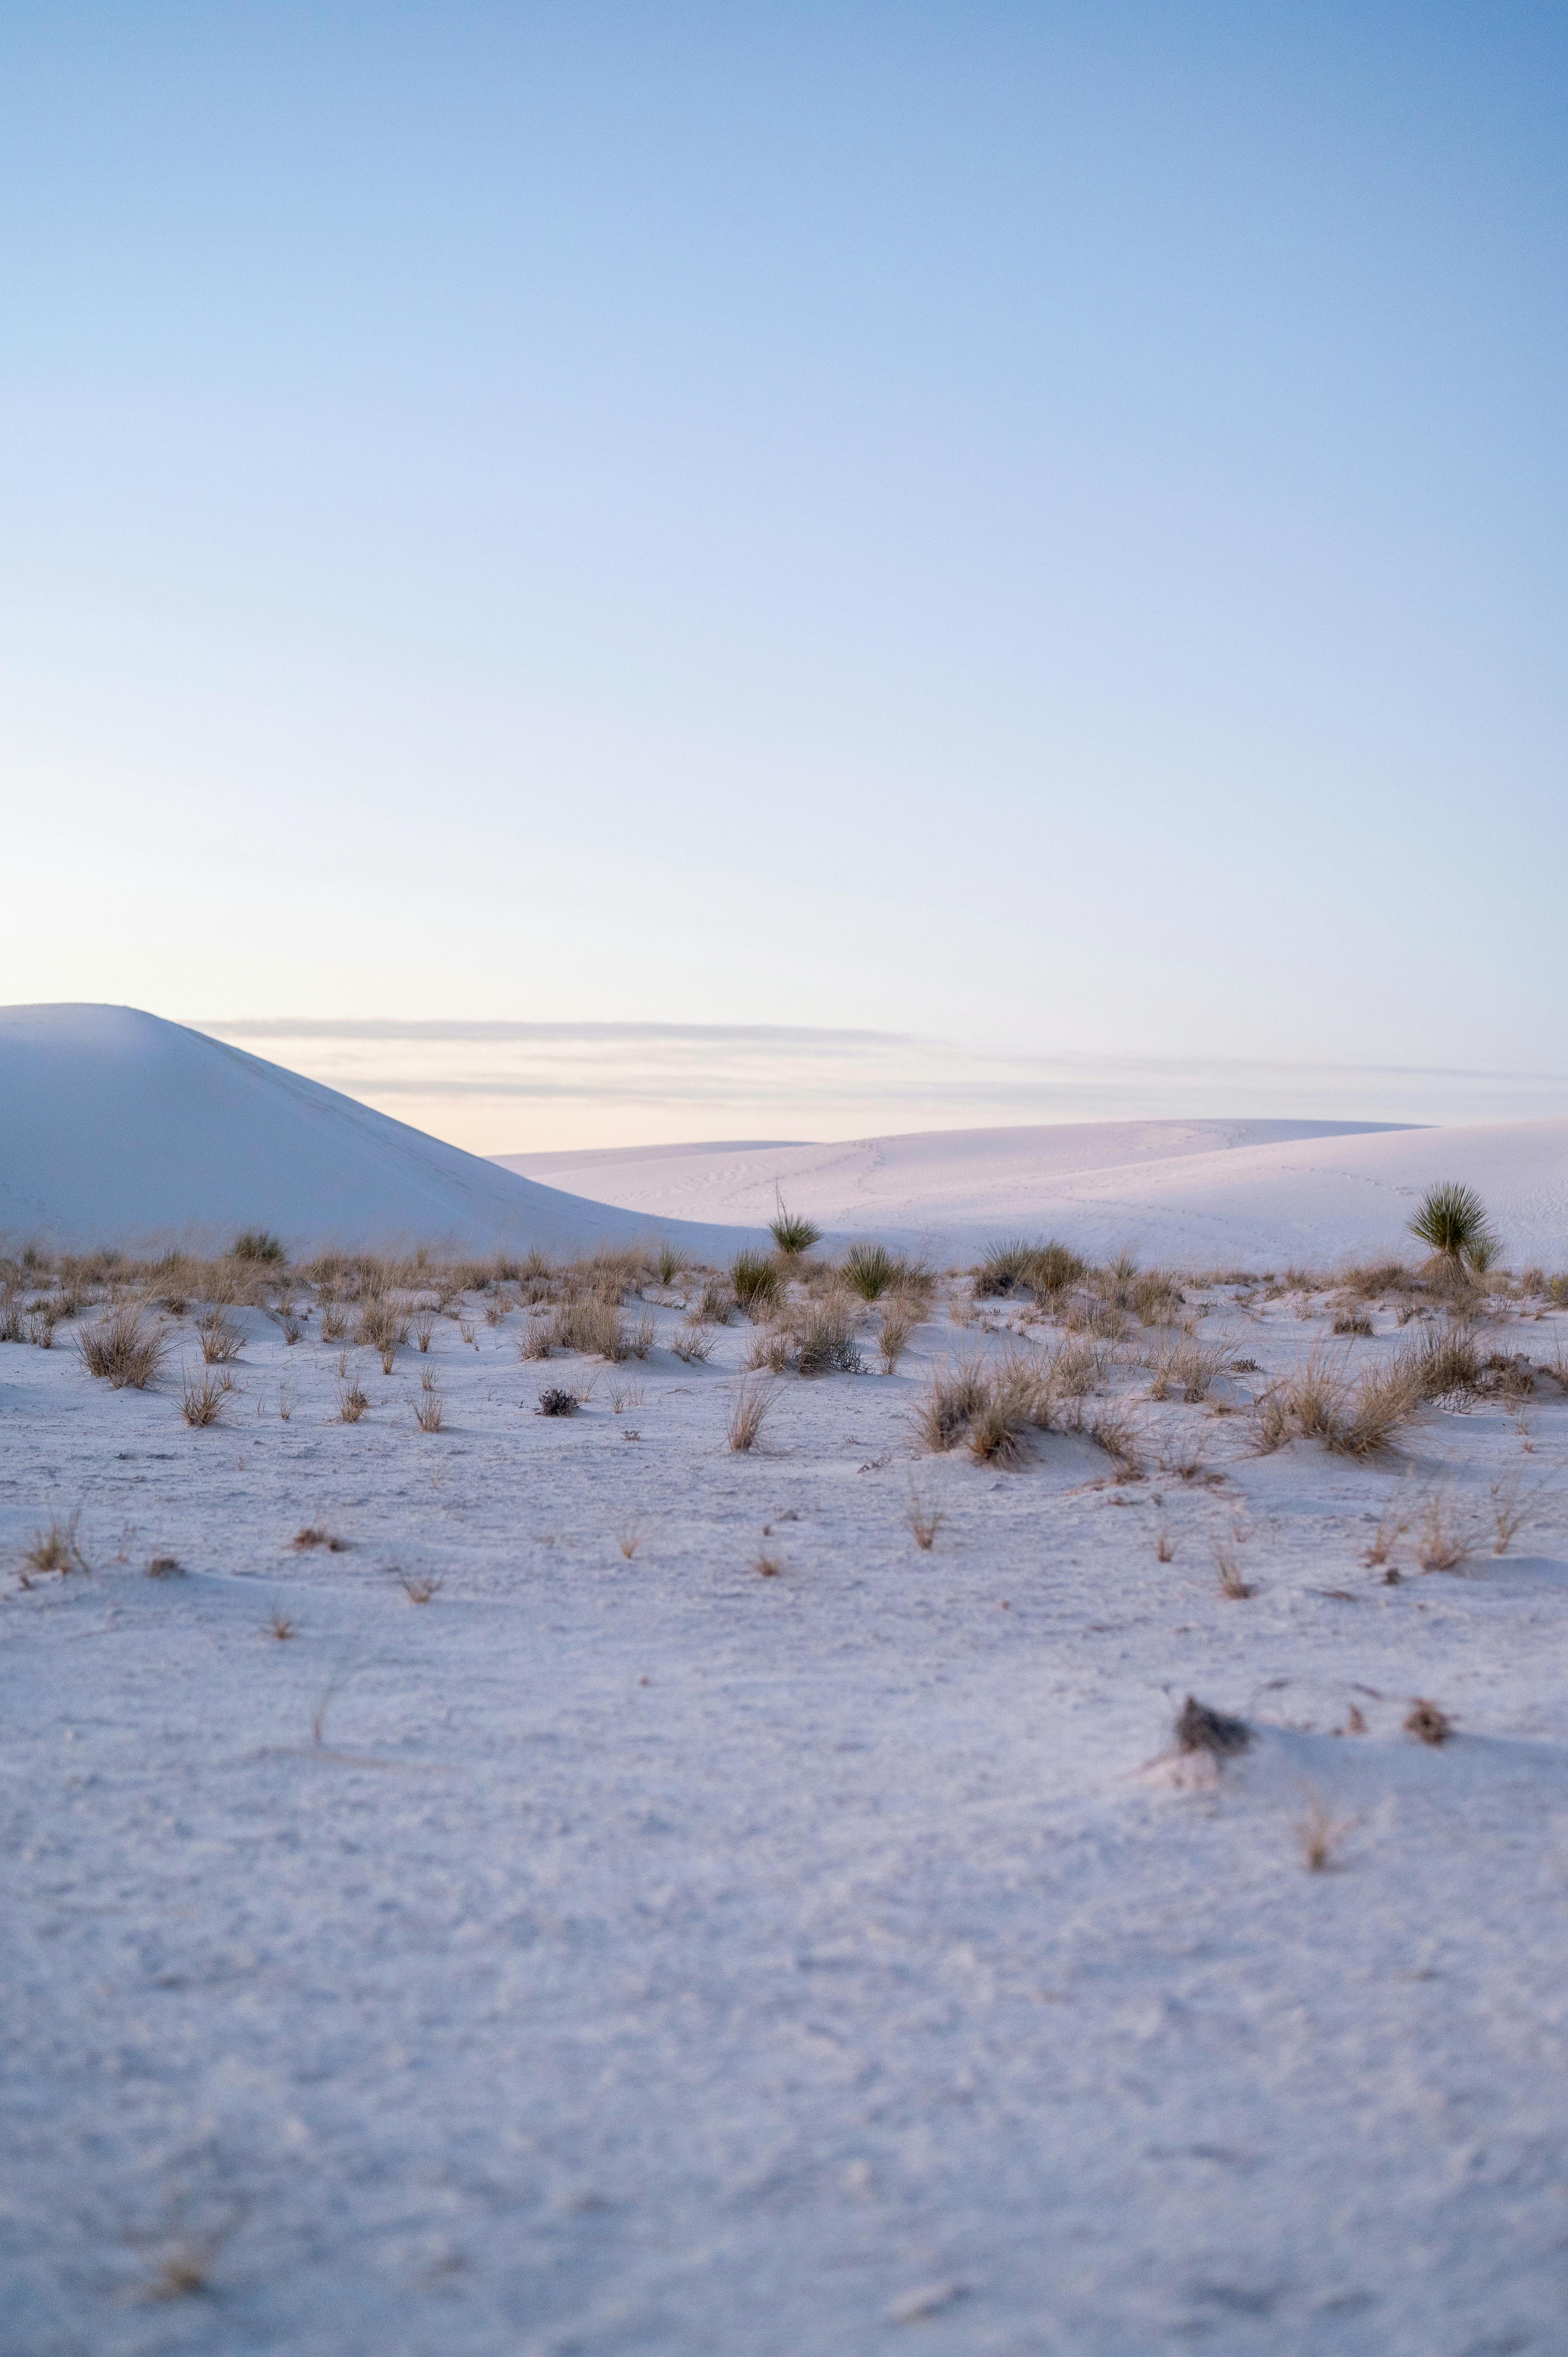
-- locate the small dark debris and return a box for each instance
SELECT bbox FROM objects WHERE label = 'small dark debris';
[1174,1696,1252,1758]
[292,1527,349,1552]
[146,1556,184,1579]
[535,1388,577,1417]
[1405,1698,1454,1746]
[1382,1566,1400,1585]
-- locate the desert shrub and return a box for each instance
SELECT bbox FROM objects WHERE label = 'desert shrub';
[1332,1311,1374,1337]
[1409,1181,1497,1271]
[546,1298,631,1360]
[181,1368,228,1426]
[975,1239,1038,1298]
[698,1275,735,1324]
[1255,1348,1421,1458]
[730,1251,781,1315]
[654,1240,689,1286]
[1407,1323,1482,1401]
[769,1202,821,1256]
[795,1293,864,1375]
[77,1306,166,1390]
[196,1308,244,1365]
[355,1298,410,1358]
[842,1242,901,1302]
[1029,1241,1088,1295]
[25,1510,87,1573]
[671,1320,716,1363]
[232,1230,285,1264]
[535,1387,577,1417]
[917,1359,996,1452]
[1144,1338,1229,1402]
[337,1379,370,1423]
[1128,1270,1181,1325]
[878,1298,918,1373]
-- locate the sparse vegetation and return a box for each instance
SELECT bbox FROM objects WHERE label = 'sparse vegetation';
[906,1485,943,1550]
[1173,1695,1250,1758]
[182,1368,229,1426]
[25,1509,87,1574]
[77,1305,167,1389]
[842,1242,901,1302]
[292,1526,348,1551]
[730,1250,781,1315]
[1298,1793,1356,1871]
[727,1376,775,1451]
[769,1202,821,1256]
[337,1379,370,1424]
[414,1388,445,1431]
[535,1386,577,1417]
[1409,1182,1498,1272]
[233,1230,285,1264]
[1405,1698,1455,1746]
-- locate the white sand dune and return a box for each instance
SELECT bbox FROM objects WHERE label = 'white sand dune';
[501,1116,1568,1267]
[0,1005,748,1256]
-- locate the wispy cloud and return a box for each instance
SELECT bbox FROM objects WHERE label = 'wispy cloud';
[181,1018,1568,1153]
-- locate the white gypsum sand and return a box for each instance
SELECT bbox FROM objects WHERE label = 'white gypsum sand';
[4,1240,1568,2353]
[499,1115,1568,1269]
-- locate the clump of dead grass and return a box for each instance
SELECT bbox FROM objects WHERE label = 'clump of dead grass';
[25,1509,88,1574]
[1405,1698,1455,1745]
[77,1305,167,1390]
[727,1376,776,1451]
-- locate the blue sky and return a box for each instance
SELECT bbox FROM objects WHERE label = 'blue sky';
[3,4,1564,1146]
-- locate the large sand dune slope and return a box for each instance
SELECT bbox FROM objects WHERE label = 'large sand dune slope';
[0,1005,746,1256]
[501,1116,1568,1266]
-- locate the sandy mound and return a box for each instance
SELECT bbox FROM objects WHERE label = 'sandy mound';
[0,1005,748,1256]
[500,1116,1568,1266]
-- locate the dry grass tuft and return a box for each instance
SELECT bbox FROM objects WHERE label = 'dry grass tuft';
[752,1552,782,1576]
[77,1305,167,1389]
[618,1524,643,1559]
[535,1385,578,1416]
[727,1376,776,1451]
[795,1293,864,1376]
[182,1368,230,1426]
[1213,1539,1255,1599]
[413,1389,445,1432]
[1416,1488,1473,1572]
[1298,1792,1356,1871]
[1255,1347,1421,1458]
[25,1509,88,1574]
[1405,1697,1455,1745]
[292,1526,348,1551]
[878,1297,919,1373]
[196,1308,244,1365]
[147,1554,183,1578]
[906,1485,943,1550]
[672,1320,716,1363]
[1145,1338,1229,1402]
[1154,1525,1175,1562]
[268,1612,296,1640]
[1332,1311,1374,1337]
[337,1379,370,1424]
[398,1572,444,1603]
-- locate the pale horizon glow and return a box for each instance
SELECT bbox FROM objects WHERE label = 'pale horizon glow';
[191,1016,1568,1155]
[3,5,1565,1136]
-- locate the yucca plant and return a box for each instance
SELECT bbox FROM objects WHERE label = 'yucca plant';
[1408,1182,1498,1271]
[769,1201,821,1256]
[842,1242,901,1301]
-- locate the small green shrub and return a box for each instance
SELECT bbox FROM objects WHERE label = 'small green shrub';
[769,1202,821,1256]
[233,1230,285,1264]
[842,1242,901,1302]
[731,1250,781,1315]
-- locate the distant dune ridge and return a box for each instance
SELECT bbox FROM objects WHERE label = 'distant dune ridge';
[501,1118,1568,1268]
[5,1004,1566,1266]
[0,1005,745,1257]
